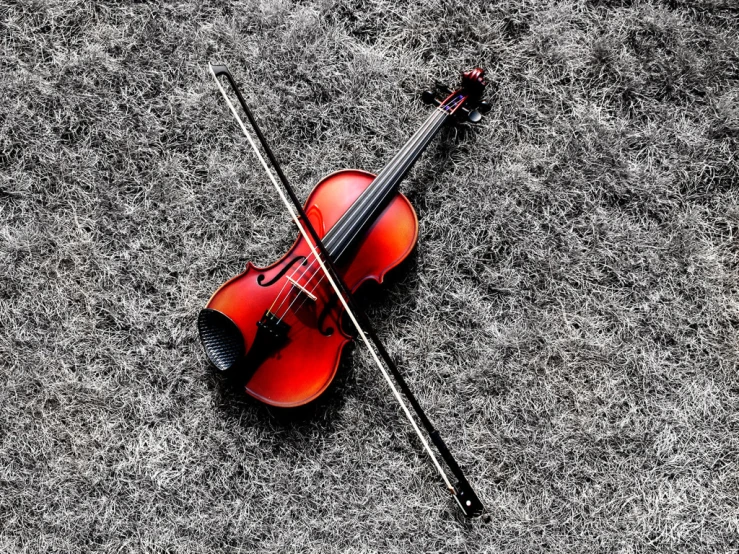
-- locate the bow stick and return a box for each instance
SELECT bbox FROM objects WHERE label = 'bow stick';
[209,63,484,518]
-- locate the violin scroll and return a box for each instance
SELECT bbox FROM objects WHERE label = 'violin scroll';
[421,67,492,124]
[461,67,487,98]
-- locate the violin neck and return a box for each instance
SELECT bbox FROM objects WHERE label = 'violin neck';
[323,108,449,260]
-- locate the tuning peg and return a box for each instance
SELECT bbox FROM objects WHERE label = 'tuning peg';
[422,90,440,106]
[467,110,482,123]
[477,101,492,114]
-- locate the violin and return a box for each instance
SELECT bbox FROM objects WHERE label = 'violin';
[200,65,490,517]
[199,68,489,406]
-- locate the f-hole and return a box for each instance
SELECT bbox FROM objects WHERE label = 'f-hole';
[257,256,307,287]
[317,295,338,336]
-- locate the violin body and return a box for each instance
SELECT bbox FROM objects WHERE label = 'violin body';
[200,67,490,409]
[202,169,418,407]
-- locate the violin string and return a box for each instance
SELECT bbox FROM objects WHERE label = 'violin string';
[325,96,464,260]
[324,92,466,254]
[271,105,450,322]
[284,111,449,316]
[272,92,465,316]
[322,109,448,253]
[275,96,465,322]
[326,102,459,260]
[211,65,455,494]
[273,103,454,323]
[267,261,299,313]
[323,104,457,254]
[268,257,306,315]
[276,96,465,323]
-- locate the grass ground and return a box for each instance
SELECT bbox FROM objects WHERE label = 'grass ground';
[1,0,738,552]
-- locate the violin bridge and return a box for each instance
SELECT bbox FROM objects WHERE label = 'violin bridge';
[287,276,317,301]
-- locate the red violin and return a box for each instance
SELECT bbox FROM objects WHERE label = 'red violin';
[198,68,489,408]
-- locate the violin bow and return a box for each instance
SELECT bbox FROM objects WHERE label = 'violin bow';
[208,64,485,519]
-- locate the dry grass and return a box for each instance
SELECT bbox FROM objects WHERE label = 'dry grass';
[1,0,738,552]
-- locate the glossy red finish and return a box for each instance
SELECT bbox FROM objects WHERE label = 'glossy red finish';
[462,67,486,90]
[204,169,418,407]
